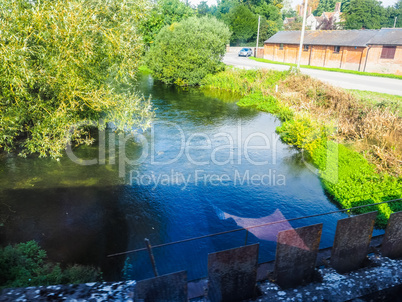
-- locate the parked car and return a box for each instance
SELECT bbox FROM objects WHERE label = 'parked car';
[238,48,253,57]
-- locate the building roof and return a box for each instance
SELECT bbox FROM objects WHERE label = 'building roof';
[323,12,335,19]
[367,28,402,45]
[265,30,379,47]
[284,17,296,24]
[265,28,402,47]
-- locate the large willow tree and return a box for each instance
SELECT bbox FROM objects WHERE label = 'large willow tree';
[0,0,154,158]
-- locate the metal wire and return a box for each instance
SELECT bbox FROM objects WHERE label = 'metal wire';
[107,197,402,257]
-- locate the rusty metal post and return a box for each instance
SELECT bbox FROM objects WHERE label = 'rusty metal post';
[208,244,259,302]
[331,211,377,273]
[145,238,159,277]
[274,223,323,288]
[381,211,402,259]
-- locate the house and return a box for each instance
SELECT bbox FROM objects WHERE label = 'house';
[286,2,343,31]
[316,2,343,30]
[263,28,402,75]
[306,13,318,31]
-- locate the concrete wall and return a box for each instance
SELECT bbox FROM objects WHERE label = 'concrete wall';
[264,43,402,74]
[365,45,402,75]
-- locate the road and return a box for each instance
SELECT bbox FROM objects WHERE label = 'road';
[223,52,402,96]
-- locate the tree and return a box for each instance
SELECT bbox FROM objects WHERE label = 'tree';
[341,0,352,13]
[197,1,211,16]
[0,241,101,288]
[314,0,337,16]
[260,19,281,41]
[227,4,258,44]
[214,0,239,21]
[140,0,195,46]
[343,0,387,29]
[284,16,303,30]
[384,0,402,27]
[145,16,231,86]
[0,0,154,158]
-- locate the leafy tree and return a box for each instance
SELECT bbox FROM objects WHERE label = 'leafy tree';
[260,19,281,41]
[0,241,101,288]
[140,0,195,46]
[384,0,402,27]
[253,2,282,21]
[284,15,303,30]
[309,0,321,13]
[214,0,283,44]
[145,16,231,86]
[314,0,337,16]
[0,0,154,158]
[343,0,387,29]
[215,0,239,21]
[197,1,211,15]
[341,0,351,13]
[227,4,258,44]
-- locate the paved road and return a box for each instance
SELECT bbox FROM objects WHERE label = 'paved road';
[223,52,402,96]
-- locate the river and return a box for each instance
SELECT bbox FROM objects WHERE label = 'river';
[0,73,381,281]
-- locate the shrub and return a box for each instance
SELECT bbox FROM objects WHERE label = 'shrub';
[0,0,154,158]
[0,241,102,289]
[145,16,231,86]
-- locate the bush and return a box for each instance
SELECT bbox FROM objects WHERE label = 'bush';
[0,0,154,158]
[0,241,102,289]
[145,16,231,86]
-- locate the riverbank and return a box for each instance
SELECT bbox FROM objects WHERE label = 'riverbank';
[202,68,402,227]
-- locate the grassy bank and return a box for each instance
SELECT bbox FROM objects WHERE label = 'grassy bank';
[249,57,402,80]
[348,89,402,116]
[202,69,402,227]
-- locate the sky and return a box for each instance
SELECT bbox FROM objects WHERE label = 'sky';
[188,0,398,8]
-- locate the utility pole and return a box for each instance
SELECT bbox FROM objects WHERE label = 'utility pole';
[256,15,261,57]
[394,16,397,28]
[297,0,309,69]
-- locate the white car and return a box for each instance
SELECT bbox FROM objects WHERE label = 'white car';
[238,48,253,57]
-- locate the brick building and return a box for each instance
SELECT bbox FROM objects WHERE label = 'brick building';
[264,28,402,75]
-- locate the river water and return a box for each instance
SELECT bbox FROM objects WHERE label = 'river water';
[0,74,381,281]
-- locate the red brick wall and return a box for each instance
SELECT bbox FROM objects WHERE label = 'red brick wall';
[365,45,402,75]
[264,44,370,72]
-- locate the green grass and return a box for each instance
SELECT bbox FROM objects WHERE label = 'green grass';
[249,57,402,80]
[347,89,402,116]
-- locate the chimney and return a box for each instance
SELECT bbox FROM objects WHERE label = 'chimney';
[335,2,341,12]
[308,7,312,15]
